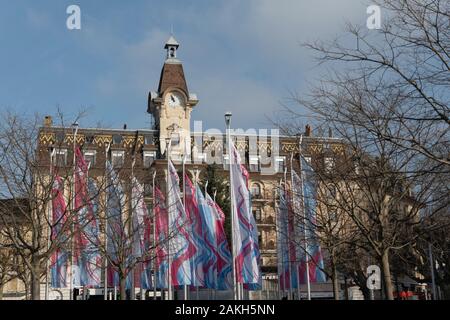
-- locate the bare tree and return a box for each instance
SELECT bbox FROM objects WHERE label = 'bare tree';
[303,0,449,166]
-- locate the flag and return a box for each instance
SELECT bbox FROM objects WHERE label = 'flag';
[205,192,232,290]
[296,159,326,284]
[167,161,195,286]
[229,142,261,289]
[50,176,69,288]
[276,186,292,290]
[196,185,218,288]
[105,160,126,287]
[154,187,169,288]
[73,147,102,287]
[184,174,206,287]
[131,177,152,289]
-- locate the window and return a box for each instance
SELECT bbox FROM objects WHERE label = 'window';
[112,151,125,168]
[304,157,312,165]
[143,151,156,168]
[144,134,154,145]
[223,155,229,170]
[171,133,180,146]
[85,135,95,145]
[84,150,96,167]
[325,157,335,172]
[251,183,261,197]
[275,157,285,173]
[253,208,262,222]
[112,134,123,145]
[249,155,260,172]
[55,149,67,167]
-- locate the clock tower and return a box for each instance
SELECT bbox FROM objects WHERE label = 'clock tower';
[148,35,198,159]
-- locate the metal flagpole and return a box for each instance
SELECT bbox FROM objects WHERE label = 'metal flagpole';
[298,136,311,300]
[152,170,157,300]
[182,147,189,301]
[130,157,136,300]
[104,142,111,300]
[274,180,282,300]
[166,136,173,300]
[428,242,437,300]
[283,168,292,300]
[213,189,217,301]
[45,148,56,300]
[225,112,238,300]
[194,170,200,301]
[290,153,301,300]
[204,181,213,301]
[70,122,79,300]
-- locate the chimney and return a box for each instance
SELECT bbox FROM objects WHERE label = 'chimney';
[44,116,53,127]
[305,124,312,137]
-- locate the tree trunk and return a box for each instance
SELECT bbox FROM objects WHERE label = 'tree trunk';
[119,276,127,300]
[30,254,42,300]
[332,263,340,300]
[0,283,4,300]
[381,250,394,300]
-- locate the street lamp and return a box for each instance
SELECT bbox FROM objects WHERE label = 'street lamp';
[224,111,239,300]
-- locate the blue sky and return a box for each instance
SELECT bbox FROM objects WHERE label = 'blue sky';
[0,0,369,130]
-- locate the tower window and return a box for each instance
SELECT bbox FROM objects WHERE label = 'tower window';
[169,47,175,58]
[113,134,123,145]
[55,149,67,167]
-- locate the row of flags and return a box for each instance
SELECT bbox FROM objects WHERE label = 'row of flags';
[48,139,324,296]
[276,157,326,291]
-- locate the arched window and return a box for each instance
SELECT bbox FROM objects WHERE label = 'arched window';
[251,183,261,197]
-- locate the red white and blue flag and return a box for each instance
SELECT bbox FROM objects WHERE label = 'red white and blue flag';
[73,147,102,287]
[167,161,196,286]
[154,187,169,289]
[230,142,261,289]
[205,192,232,290]
[50,176,69,288]
[295,160,326,284]
[131,177,152,289]
[184,174,206,287]
[196,185,218,289]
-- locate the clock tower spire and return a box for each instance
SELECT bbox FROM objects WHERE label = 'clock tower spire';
[147,35,198,159]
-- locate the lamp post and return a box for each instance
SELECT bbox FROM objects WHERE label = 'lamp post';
[225,112,239,300]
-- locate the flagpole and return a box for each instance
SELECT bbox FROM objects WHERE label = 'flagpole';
[213,189,217,301]
[152,170,157,300]
[194,169,200,301]
[104,143,110,300]
[45,148,56,300]
[130,156,136,300]
[70,122,79,300]
[274,182,282,300]
[299,136,311,300]
[290,153,301,300]
[182,147,189,301]
[165,136,173,300]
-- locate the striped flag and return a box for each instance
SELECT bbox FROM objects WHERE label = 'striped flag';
[196,185,218,288]
[276,186,292,290]
[105,160,126,287]
[131,177,152,289]
[154,187,169,289]
[230,142,261,289]
[296,159,326,284]
[184,174,206,287]
[167,161,195,286]
[73,147,102,287]
[50,176,69,288]
[205,192,232,290]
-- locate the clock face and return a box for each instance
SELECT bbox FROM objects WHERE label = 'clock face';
[167,92,184,108]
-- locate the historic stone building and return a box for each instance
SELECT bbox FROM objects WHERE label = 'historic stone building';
[32,35,345,299]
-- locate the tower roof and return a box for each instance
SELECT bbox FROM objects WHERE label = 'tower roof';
[157,61,188,95]
[164,35,179,49]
